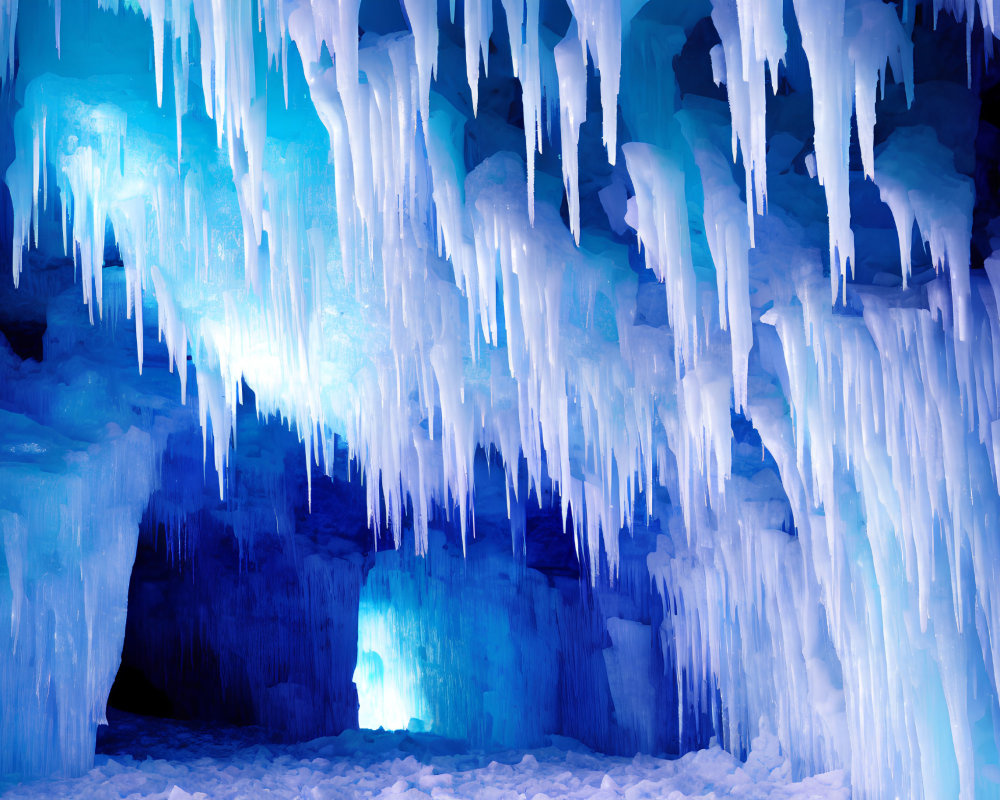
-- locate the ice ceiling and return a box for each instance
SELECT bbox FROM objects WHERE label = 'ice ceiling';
[2,0,1000,796]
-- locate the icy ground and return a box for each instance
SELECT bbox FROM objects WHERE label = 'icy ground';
[0,712,848,799]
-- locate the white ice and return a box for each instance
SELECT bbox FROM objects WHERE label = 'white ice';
[0,712,850,800]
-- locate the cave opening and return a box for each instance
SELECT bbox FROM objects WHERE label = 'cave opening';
[100,397,697,759]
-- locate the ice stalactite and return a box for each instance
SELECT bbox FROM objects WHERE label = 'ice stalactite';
[710,0,784,245]
[874,125,974,338]
[554,25,587,245]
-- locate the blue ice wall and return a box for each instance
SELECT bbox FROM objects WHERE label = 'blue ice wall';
[4,0,1000,796]
[118,419,372,740]
[0,252,198,777]
[352,456,677,754]
[356,526,561,746]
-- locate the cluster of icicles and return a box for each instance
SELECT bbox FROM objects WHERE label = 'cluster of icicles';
[6,0,1000,796]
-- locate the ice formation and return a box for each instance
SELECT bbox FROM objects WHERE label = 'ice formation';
[2,711,850,800]
[1,0,1000,797]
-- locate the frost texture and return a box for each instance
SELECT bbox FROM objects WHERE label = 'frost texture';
[1,0,1000,798]
[3,713,850,800]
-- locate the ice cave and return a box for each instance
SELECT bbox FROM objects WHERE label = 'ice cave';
[2,0,1000,796]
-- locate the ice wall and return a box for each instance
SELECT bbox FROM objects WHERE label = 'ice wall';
[3,0,1000,797]
[353,458,674,755]
[118,418,372,741]
[0,259,197,777]
[355,525,563,746]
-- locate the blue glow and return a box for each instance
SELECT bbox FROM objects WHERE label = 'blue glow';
[355,599,431,733]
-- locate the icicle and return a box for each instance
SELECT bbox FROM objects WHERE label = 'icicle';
[567,0,622,164]
[678,110,753,411]
[623,142,697,368]
[793,0,858,303]
[847,1,913,180]
[403,0,439,129]
[874,126,974,339]
[150,0,166,108]
[53,0,60,56]
[554,26,586,244]
[711,0,784,240]
[464,0,493,115]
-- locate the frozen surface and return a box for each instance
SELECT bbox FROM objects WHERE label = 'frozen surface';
[0,712,849,800]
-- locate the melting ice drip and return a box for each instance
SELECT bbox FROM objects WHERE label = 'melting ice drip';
[2,0,1000,797]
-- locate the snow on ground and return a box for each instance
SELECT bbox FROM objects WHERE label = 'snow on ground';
[0,711,848,799]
